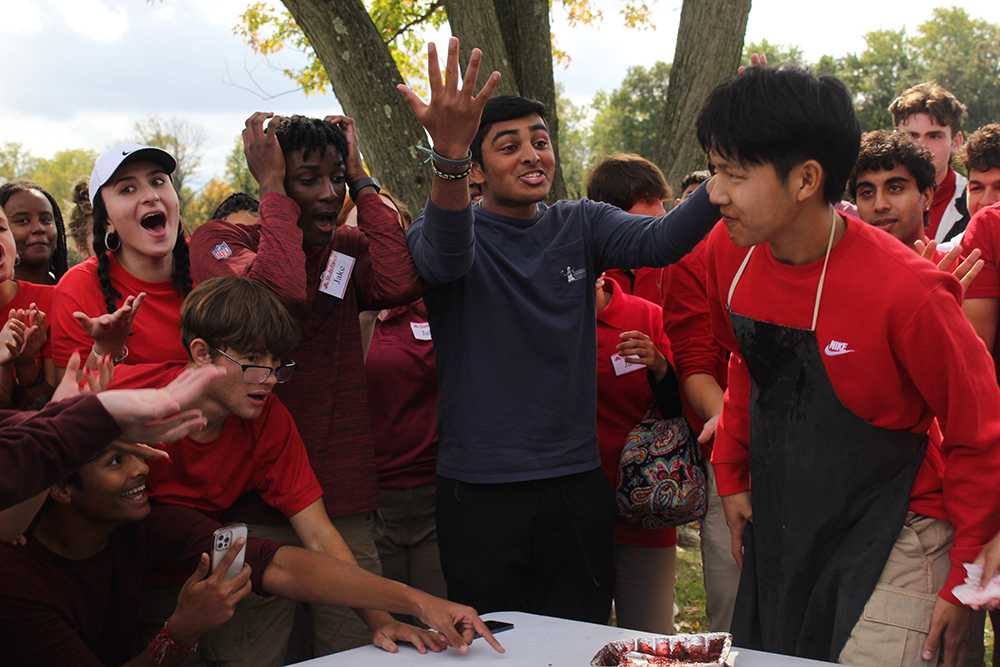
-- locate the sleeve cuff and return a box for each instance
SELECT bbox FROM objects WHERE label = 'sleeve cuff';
[712,461,750,496]
[940,561,968,606]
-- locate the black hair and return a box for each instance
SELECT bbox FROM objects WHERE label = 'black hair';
[272,115,348,165]
[471,96,547,165]
[849,130,937,198]
[696,66,860,204]
[211,192,260,221]
[91,187,191,314]
[680,170,711,193]
[0,181,70,280]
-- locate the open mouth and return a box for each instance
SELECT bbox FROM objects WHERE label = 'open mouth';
[519,170,546,187]
[312,214,337,233]
[247,390,269,405]
[140,212,167,232]
[121,483,147,503]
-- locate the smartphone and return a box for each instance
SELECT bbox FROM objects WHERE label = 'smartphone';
[475,620,514,639]
[210,523,247,581]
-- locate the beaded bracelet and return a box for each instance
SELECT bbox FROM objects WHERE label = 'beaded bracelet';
[432,163,472,181]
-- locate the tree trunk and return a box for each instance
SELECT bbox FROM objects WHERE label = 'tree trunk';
[281,0,432,213]
[654,0,751,189]
[443,0,519,98]
[494,0,568,201]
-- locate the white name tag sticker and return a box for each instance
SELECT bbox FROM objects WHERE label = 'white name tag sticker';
[611,353,645,377]
[410,321,432,341]
[319,252,356,300]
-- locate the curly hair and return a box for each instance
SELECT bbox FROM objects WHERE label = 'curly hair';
[963,123,1000,173]
[889,82,966,134]
[0,180,70,280]
[849,130,937,198]
[272,115,348,164]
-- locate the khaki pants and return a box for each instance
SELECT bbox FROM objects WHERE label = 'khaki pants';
[839,513,960,667]
[375,485,447,601]
[140,512,382,666]
[614,543,677,634]
[701,465,741,632]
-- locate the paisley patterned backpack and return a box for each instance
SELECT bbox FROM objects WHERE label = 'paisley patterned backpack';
[616,408,708,528]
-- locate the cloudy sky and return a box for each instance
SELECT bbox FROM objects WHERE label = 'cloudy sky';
[2,0,999,188]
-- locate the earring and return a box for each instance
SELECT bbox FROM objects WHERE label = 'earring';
[104,230,121,252]
[14,254,20,267]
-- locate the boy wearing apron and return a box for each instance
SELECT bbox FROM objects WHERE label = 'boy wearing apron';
[698,66,1000,666]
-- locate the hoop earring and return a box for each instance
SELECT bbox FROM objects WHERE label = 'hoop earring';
[104,230,121,252]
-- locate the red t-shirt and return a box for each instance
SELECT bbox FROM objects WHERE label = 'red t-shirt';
[961,203,1000,300]
[928,168,958,241]
[660,239,728,438]
[110,362,323,519]
[605,267,664,305]
[706,214,1000,604]
[366,299,439,490]
[597,279,677,549]
[49,253,186,367]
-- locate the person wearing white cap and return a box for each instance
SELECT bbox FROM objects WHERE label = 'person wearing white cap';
[49,144,191,377]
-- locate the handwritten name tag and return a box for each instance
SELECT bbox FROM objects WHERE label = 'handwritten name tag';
[410,321,432,341]
[319,252,356,300]
[611,353,645,377]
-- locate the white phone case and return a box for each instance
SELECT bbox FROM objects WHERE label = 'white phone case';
[211,523,247,581]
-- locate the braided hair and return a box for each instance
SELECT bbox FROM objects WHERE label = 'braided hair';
[91,187,192,314]
[0,181,70,280]
[272,115,348,164]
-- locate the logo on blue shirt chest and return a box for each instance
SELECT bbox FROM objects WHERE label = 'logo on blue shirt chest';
[562,265,586,283]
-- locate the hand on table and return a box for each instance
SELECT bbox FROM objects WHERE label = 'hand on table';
[411,592,505,654]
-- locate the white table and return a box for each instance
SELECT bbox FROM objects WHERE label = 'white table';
[290,611,836,666]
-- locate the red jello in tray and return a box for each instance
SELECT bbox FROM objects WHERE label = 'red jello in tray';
[591,633,733,666]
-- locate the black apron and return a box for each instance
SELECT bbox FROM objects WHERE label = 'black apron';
[727,215,927,661]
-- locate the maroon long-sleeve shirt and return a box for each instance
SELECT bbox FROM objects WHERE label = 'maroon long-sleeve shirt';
[1,395,121,509]
[189,192,421,518]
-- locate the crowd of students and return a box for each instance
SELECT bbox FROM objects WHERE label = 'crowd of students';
[3,36,1000,667]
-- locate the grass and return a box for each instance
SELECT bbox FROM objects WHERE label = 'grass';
[672,542,995,665]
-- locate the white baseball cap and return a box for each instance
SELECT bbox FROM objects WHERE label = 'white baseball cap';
[89,143,177,206]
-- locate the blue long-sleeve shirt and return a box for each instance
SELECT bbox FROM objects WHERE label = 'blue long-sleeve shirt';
[408,184,720,483]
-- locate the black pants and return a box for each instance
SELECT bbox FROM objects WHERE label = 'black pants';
[436,467,615,624]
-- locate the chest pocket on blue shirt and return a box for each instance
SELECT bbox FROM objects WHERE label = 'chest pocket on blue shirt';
[543,239,588,301]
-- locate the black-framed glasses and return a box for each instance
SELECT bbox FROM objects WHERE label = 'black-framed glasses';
[214,348,295,384]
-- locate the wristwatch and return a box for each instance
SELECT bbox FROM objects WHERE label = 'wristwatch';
[348,176,381,201]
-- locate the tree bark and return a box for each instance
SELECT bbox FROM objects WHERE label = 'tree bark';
[653,0,751,189]
[494,0,567,201]
[443,0,519,98]
[281,0,432,213]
